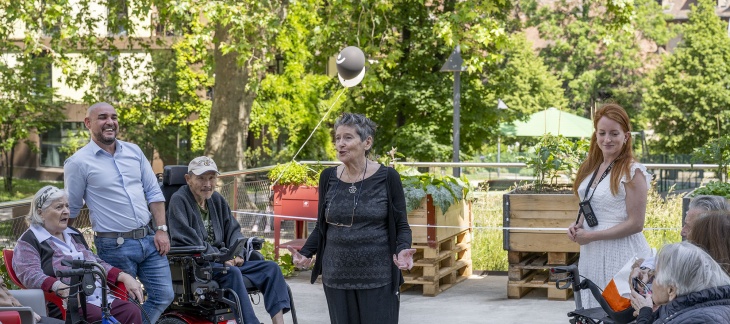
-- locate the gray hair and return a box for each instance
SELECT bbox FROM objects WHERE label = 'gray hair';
[689,195,730,212]
[333,113,377,156]
[27,185,66,226]
[654,241,730,297]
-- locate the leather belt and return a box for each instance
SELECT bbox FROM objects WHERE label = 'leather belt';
[95,226,150,240]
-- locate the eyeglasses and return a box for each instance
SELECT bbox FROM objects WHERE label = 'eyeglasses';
[325,175,364,228]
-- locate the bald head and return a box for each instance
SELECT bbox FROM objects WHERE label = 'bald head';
[84,102,118,147]
[87,102,115,118]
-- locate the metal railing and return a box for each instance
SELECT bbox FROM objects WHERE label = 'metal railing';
[0,162,720,249]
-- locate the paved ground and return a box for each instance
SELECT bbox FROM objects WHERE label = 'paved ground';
[250,271,577,324]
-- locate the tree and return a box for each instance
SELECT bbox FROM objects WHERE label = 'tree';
[0,3,66,191]
[642,0,730,154]
[522,0,671,122]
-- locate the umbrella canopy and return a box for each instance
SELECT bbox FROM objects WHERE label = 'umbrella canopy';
[500,107,594,138]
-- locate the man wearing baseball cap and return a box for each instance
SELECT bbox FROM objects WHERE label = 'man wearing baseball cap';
[167,156,291,324]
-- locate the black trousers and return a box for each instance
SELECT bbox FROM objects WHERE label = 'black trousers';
[323,284,400,324]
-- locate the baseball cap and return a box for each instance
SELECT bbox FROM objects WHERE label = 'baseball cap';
[188,156,219,175]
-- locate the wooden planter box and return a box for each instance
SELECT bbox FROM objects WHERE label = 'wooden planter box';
[272,185,319,258]
[402,195,473,296]
[407,195,472,247]
[503,191,580,300]
[502,192,580,253]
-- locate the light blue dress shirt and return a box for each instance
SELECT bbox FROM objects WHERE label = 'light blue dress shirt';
[64,140,165,233]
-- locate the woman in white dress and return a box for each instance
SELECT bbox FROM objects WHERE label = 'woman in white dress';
[567,103,652,308]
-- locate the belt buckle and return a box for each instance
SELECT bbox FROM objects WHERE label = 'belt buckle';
[132,228,146,239]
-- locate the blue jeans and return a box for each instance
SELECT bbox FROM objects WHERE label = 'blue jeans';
[95,235,174,324]
[213,260,291,324]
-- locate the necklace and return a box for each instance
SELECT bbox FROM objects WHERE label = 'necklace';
[341,161,368,194]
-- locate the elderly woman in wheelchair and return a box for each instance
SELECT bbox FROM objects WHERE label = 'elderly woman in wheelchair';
[165,157,292,324]
[13,186,143,323]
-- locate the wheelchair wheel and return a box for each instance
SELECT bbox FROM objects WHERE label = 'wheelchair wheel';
[158,316,189,324]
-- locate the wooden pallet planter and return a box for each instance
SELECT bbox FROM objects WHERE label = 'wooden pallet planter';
[503,191,581,300]
[408,195,472,247]
[507,251,578,300]
[400,230,472,297]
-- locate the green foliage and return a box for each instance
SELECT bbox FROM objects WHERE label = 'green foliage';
[691,181,730,199]
[267,161,323,187]
[524,0,671,121]
[0,2,66,191]
[0,178,60,202]
[644,186,682,249]
[643,0,730,154]
[691,136,730,182]
[518,134,590,192]
[260,241,296,277]
[400,170,471,214]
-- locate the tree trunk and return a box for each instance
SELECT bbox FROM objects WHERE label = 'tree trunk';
[2,144,15,192]
[205,24,254,172]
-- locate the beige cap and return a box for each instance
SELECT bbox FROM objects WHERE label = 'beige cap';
[188,156,219,175]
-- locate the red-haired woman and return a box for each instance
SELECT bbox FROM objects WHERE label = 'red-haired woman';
[567,103,653,308]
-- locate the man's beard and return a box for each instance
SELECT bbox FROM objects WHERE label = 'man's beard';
[96,130,116,145]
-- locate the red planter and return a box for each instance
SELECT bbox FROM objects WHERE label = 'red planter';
[272,185,319,258]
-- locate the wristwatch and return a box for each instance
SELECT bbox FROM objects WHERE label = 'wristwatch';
[156,225,168,232]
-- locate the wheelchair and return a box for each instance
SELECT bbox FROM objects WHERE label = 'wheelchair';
[159,165,298,324]
[159,238,247,324]
[551,265,636,324]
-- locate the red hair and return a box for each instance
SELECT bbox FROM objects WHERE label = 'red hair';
[573,104,636,196]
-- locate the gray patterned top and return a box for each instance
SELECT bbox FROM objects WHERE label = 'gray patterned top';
[322,165,391,289]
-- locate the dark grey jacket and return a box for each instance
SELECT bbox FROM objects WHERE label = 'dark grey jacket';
[167,185,245,255]
[636,285,730,323]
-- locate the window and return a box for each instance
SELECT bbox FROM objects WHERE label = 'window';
[39,122,86,167]
[107,0,129,36]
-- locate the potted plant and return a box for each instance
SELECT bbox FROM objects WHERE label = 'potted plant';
[503,134,589,299]
[267,161,324,257]
[377,148,474,296]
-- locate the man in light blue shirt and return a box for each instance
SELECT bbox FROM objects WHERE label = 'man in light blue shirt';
[64,102,174,324]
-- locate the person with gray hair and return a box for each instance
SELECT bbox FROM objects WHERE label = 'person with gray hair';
[681,195,730,239]
[629,241,730,323]
[288,112,416,323]
[13,185,143,323]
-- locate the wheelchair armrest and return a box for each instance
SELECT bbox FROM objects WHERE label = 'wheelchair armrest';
[10,289,46,316]
[169,246,206,256]
[0,306,35,324]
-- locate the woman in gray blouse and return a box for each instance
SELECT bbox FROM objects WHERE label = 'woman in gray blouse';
[289,112,416,324]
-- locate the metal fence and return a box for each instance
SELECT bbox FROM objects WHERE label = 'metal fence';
[0,162,720,250]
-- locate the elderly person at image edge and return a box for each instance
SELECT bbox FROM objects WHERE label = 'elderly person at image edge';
[288,113,416,324]
[13,186,143,323]
[629,242,730,323]
[167,156,291,324]
[680,195,730,239]
[63,102,174,324]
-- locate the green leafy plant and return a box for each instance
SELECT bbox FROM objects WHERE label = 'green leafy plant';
[382,147,471,214]
[518,134,590,192]
[691,135,730,182]
[400,171,471,214]
[691,181,730,199]
[260,241,296,277]
[267,161,322,187]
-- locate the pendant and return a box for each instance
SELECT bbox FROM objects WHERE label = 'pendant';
[348,185,357,194]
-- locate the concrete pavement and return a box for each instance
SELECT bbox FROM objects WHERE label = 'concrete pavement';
[250,271,577,324]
